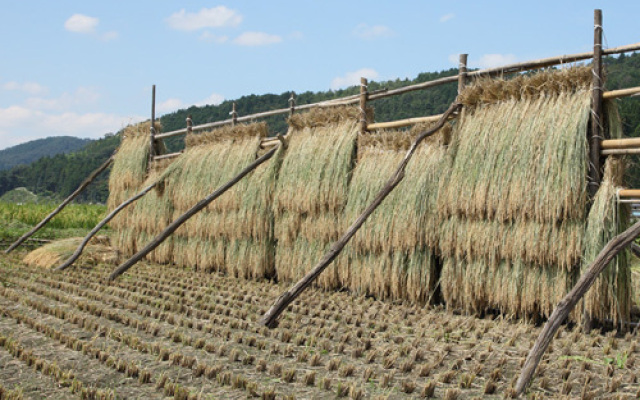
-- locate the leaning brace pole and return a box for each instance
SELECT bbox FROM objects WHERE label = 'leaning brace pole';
[260,101,461,328]
[55,181,159,271]
[515,218,640,395]
[108,142,283,280]
[4,152,116,254]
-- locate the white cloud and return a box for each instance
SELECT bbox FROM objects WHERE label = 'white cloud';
[331,68,379,90]
[25,87,101,111]
[353,24,393,39]
[196,93,225,107]
[64,14,99,34]
[0,106,144,148]
[101,31,119,41]
[167,7,242,31]
[199,31,229,43]
[157,98,185,114]
[157,92,225,114]
[233,32,282,46]
[440,13,455,23]
[3,81,48,95]
[476,53,518,68]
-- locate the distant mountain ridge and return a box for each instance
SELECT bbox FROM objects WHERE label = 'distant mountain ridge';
[0,136,91,171]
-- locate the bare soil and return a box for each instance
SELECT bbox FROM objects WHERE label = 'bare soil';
[1,253,639,399]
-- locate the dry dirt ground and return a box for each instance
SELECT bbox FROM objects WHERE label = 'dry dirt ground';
[1,253,640,399]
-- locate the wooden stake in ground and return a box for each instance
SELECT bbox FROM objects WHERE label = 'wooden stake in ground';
[259,102,461,328]
[4,154,115,254]
[55,181,159,271]
[515,218,640,395]
[108,144,281,281]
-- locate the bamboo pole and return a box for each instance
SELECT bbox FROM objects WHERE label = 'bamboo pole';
[603,86,640,99]
[368,114,444,130]
[231,102,238,126]
[458,54,468,95]
[515,217,640,395]
[4,154,115,254]
[289,92,296,116]
[149,85,157,164]
[360,78,368,134]
[259,102,462,328]
[55,181,159,271]
[602,148,640,156]
[153,152,183,161]
[588,9,604,201]
[618,189,640,198]
[154,42,640,141]
[108,144,281,281]
[601,137,640,150]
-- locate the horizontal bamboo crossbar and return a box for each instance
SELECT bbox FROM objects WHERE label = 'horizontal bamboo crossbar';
[603,86,640,99]
[367,114,444,130]
[155,42,640,140]
[602,138,640,150]
[153,151,182,161]
[601,148,640,156]
[618,189,640,197]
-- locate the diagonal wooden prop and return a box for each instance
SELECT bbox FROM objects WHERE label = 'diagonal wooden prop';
[259,102,461,328]
[55,181,159,271]
[5,154,115,254]
[515,218,640,395]
[108,144,281,281]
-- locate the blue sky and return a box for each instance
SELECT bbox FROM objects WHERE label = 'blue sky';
[0,1,638,149]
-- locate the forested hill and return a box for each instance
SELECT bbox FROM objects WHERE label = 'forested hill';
[1,53,639,204]
[0,136,91,171]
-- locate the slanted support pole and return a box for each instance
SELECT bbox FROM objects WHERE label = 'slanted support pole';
[360,77,368,134]
[589,9,604,199]
[289,92,296,117]
[149,85,157,164]
[458,54,468,95]
[259,102,461,329]
[4,153,116,254]
[516,218,640,395]
[55,181,159,271]
[108,144,281,281]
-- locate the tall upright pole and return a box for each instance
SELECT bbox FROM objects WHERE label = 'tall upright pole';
[458,54,468,95]
[289,92,296,117]
[360,78,368,135]
[149,85,157,164]
[231,102,238,127]
[589,9,603,200]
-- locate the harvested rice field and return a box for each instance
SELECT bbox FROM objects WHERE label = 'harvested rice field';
[1,253,640,399]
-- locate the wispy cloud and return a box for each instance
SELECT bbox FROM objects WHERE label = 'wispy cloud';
[3,81,48,96]
[157,92,225,114]
[233,32,282,46]
[101,31,119,41]
[0,105,144,147]
[331,68,379,90]
[64,14,99,34]
[167,7,242,31]
[199,31,229,43]
[353,23,393,39]
[476,53,517,68]
[440,13,455,23]
[24,87,101,111]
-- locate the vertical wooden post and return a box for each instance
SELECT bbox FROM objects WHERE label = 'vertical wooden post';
[186,114,193,134]
[231,102,238,126]
[289,92,296,117]
[458,54,468,94]
[149,85,156,163]
[360,78,368,134]
[589,9,603,199]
